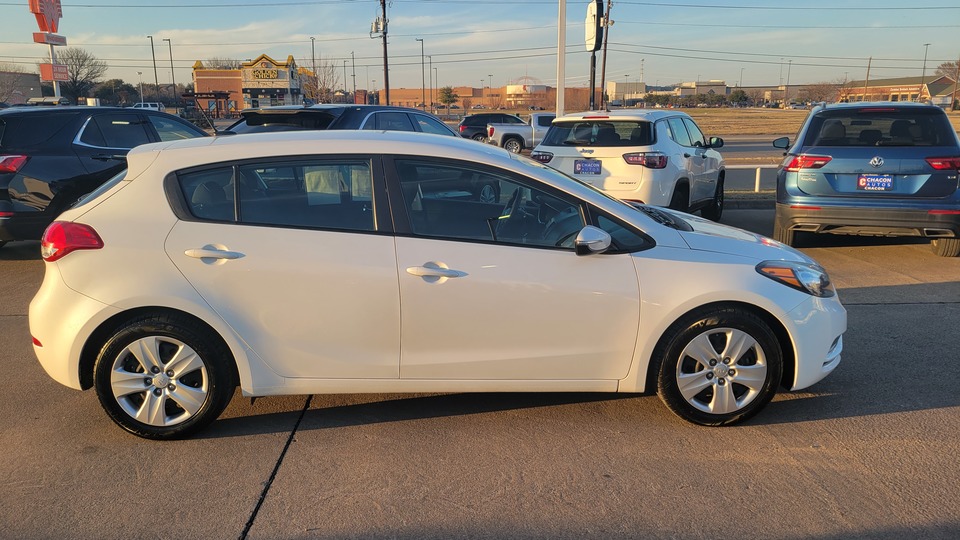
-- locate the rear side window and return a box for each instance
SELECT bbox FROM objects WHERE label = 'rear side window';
[413,114,455,136]
[803,108,956,147]
[367,112,415,132]
[148,115,203,141]
[541,120,654,147]
[230,112,336,133]
[0,113,76,148]
[79,113,151,148]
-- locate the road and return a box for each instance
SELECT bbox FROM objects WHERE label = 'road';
[2,210,959,539]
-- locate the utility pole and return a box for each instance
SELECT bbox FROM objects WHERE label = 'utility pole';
[783,59,792,108]
[415,38,425,109]
[919,43,931,101]
[863,57,872,102]
[310,37,317,103]
[599,0,612,109]
[952,57,960,110]
[556,0,566,116]
[343,60,348,103]
[162,38,178,111]
[148,35,160,102]
[381,0,390,104]
[137,71,143,103]
[351,51,356,98]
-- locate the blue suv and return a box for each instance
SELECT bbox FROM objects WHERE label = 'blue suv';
[772,102,960,257]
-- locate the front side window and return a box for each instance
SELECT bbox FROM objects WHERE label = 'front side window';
[396,159,584,248]
[682,117,706,147]
[665,117,693,147]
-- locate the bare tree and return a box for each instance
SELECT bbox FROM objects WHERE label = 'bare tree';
[935,60,959,80]
[746,88,765,106]
[0,62,25,103]
[800,80,842,103]
[56,48,108,103]
[313,56,341,103]
[204,57,241,70]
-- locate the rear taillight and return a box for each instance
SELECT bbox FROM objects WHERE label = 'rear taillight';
[488,126,495,138]
[783,154,831,172]
[531,151,553,164]
[925,157,960,171]
[623,152,667,169]
[40,221,104,262]
[458,125,466,133]
[0,155,28,174]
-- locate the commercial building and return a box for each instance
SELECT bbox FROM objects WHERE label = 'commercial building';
[838,75,955,104]
[192,53,303,115]
[0,71,43,105]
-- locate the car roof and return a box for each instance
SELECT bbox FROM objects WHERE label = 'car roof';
[125,130,510,179]
[240,104,429,116]
[553,109,686,122]
[817,101,941,111]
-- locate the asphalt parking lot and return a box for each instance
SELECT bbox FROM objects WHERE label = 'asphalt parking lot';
[2,207,959,539]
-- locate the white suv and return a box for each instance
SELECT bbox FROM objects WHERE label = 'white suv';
[532,110,725,220]
[132,102,166,113]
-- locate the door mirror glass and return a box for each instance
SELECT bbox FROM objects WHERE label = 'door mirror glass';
[574,225,611,256]
[708,136,724,148]
[773,136,790,149]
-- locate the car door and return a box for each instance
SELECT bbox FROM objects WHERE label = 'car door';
[164,156,401,379]
[664,117,706,202]
[388,157,640,381]
[681,117,719,203]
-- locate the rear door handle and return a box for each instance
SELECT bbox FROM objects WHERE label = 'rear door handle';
[91,153,126,162]
[185,246,245,261]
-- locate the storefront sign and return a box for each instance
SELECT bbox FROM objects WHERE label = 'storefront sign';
[253,69,279,80]
[39,63,69,81]
[29,0,62,33]
[32,32,66,45]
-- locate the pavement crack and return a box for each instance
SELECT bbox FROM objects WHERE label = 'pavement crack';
[238,395,313,540]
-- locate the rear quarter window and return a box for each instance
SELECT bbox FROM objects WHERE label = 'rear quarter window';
[0,113,77,149]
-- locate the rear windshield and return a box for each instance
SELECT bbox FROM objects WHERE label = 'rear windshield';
[802,107,956,147]
[0,112,76,149]
[227,111,337,134]
[540,120,655,147]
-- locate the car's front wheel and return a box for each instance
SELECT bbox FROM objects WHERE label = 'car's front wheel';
[655,306,783,426]
[93,314,236,439]
[700,175,724,221]
[931,238,960,257]
[471,133,486,142]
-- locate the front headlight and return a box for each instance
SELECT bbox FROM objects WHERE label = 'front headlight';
[756,261,835,297]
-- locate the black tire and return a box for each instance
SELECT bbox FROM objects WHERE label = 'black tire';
[654,306,783,426]
[503,137,523,154]
[931,238,960,257]
[0,240,6,249]
[93,314,236,440]
[700,176,724,222]
[668,183,689,213]
[471,133,486,142]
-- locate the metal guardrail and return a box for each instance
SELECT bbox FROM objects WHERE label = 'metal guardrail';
[725,164,778,192]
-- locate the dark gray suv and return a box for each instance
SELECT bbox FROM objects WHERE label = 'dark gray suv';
[773,102,960,257]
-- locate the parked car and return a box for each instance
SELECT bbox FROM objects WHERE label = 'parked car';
[225,104,457,137]
[486,112,555,154]
[0,106,207,247]
[531,110,726,220]
[29,130,845,439]
[772,102,960,257]
[457,112,525,141]
[132,102,166,113]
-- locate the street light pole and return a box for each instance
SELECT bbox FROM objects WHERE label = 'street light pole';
[148,35,160,102]
[343,60,348,103]
[784,59,792,108]
[310,37,317,103]
[162,38,178,111]
[351,51,356,98]
[137,71,143,103]
[739,67,744,88]
[428,55,433,109]
[920,43,931,101]
[415,38,425,110]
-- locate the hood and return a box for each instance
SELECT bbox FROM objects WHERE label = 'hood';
[663,209,813,264]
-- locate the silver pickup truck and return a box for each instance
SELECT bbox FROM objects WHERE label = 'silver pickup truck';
[486,112,556,153]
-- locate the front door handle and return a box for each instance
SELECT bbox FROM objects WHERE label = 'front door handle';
[185,245,245,264]
[406,261,467,282]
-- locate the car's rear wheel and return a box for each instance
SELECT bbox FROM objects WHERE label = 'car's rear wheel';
[700,176,724,222]
[471,133,486,142]
[655,306,783,426]
[931,238,960,257]
[668,184,689,213]
[503,137,523,154]
[93,314,235,440]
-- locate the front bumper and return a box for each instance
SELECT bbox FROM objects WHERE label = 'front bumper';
[786,293,846,390]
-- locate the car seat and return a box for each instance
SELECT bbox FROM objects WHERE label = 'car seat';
[816,119,846,146]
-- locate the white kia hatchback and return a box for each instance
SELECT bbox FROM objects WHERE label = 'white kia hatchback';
[532,110,726,220]
[30,131,844,439]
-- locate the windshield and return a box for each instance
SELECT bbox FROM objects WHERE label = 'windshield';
[540,120,655,147]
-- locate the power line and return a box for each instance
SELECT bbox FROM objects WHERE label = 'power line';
[1,0,957,7]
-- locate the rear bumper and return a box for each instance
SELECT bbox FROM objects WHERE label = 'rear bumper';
[0,214,52,242]
[776,203,960,238]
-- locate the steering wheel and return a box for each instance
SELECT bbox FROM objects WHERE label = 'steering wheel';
[496,188,524,237]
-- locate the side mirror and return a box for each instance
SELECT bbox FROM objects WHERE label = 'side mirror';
[772,136,790,149]
[574,226,612,256]
[708,136,724,149]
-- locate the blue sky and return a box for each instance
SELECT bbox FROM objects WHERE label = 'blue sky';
[1,0,958,91]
